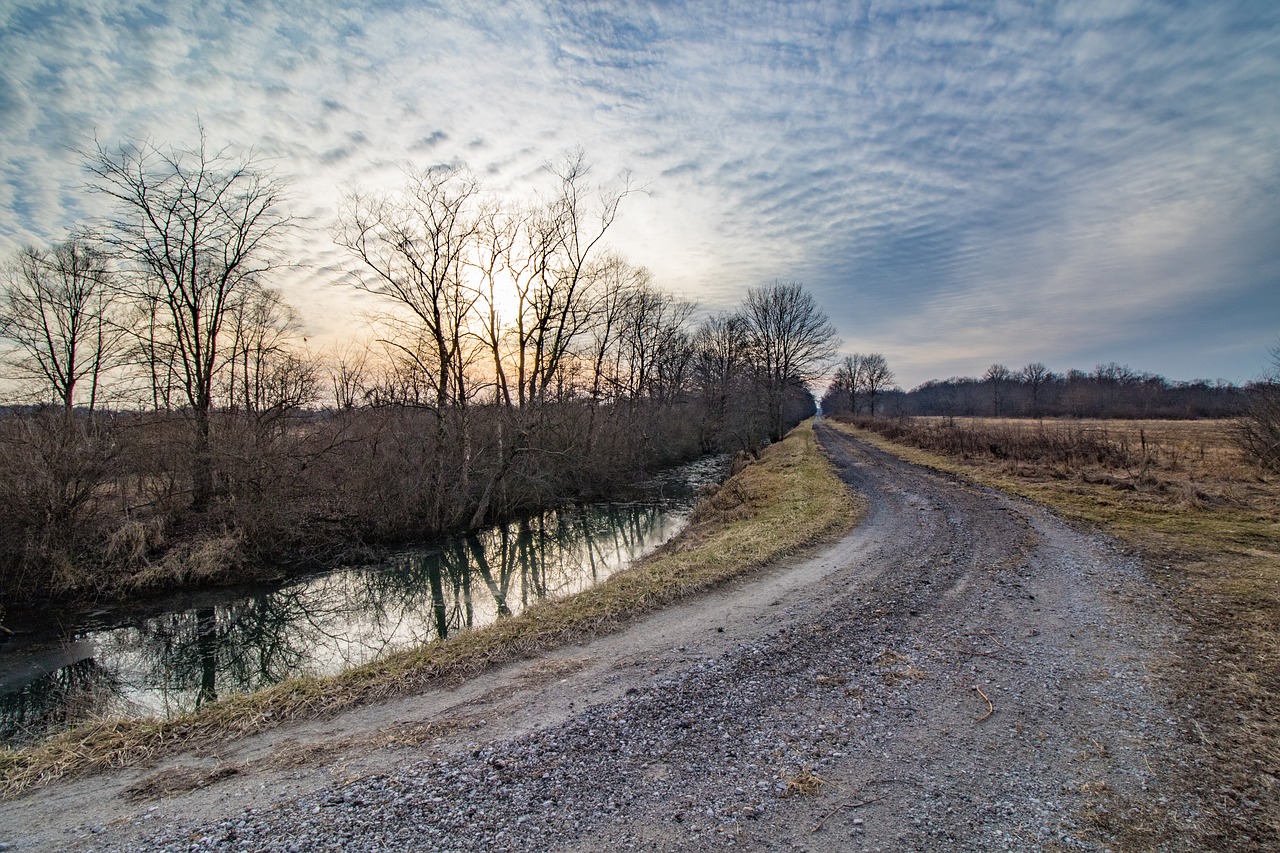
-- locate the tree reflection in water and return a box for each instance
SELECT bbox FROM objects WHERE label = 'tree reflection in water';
[0,455,723,744]
[0,657,130,744]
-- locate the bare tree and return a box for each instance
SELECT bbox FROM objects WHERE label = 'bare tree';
[0,239,124,410]
[326,341,372,410]
[255,349,320,414]
[222,285,307,413]
[860,353,894,417]
[823,354,865,416]
[471,201,523,406]
[337,165,482,411]
[516,151,631,406]
[617,280,694,403]
[984,363,1012,417]
[693,311,755,451]
[1234,343,1280,472]
[743,281,839,441]
[337,165,485,529]
[85,132,293,509]
[581,252,640,404]
[1019,362,1054,417]
[642,299,695,405]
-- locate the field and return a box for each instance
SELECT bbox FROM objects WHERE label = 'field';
[836,415,1280,846]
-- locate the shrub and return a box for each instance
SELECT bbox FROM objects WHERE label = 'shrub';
[1233,345,1280,473]
[1235,381,1280,472]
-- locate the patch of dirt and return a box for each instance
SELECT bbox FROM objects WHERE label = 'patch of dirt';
[0,424,1213,851]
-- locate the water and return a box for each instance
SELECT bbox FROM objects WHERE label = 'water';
[0,455,726,745]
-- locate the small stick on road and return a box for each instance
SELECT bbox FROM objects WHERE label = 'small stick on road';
[974,684,994,722]
[978,629,1016,654]
[812,795,885,832]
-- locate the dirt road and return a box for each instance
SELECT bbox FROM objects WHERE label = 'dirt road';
[3,424,1206,851]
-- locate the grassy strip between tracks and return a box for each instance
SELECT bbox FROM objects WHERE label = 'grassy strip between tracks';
[827,416,1279,852]
[0,420,862,798]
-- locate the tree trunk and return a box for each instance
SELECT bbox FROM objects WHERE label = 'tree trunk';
[191,407,213,512]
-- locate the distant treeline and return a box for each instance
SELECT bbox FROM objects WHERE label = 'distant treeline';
[823,360,1248,420]
[0,135,838,607]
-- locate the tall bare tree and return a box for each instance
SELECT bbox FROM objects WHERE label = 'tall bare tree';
[616,279,694,403]
[823,353,865,415]
[222,285,308,413]
[516,151,630,406]
[337,166,482,411]
[471,201,523,406]
[337,165,484,528]
[859,353,894,417]
[984,363,1012,417]
[743,281,839,441]
[85,132,293,509]
[692,311,753,450]
[0,239,124,410]
[1019,362,1054,417]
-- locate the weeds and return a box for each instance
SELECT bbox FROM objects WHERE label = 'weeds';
[1234,381,1280,473]
[780,767,825,797]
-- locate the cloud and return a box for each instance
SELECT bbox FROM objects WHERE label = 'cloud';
[1,0,1276,386]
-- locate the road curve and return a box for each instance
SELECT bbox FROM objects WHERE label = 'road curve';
[11,424,1201,852]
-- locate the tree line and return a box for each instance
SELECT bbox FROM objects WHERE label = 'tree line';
[0,134,838,606]
[822,355,1280,472]
[824,360,1248,420]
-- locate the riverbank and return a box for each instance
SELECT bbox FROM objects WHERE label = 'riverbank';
[0,454,728,746]
[0,403,719,612]
[1,420,860,797]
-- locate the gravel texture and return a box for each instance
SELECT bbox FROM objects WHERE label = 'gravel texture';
[8,424,1206,851]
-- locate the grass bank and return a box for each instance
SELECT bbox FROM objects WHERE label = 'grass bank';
[830,416,1279,851]
[0,420,861,798]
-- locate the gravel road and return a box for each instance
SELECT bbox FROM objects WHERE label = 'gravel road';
[5,423,1207,851]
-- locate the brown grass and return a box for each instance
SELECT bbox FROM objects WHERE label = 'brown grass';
[0,420,861,798]
[123,763,242,802]
[780,767,825,797]
[833,415,1280,851]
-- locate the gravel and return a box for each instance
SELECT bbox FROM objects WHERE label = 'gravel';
[62,424,1206,851]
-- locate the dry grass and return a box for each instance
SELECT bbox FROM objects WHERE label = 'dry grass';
[779,767,825,797]
[123,763,242,802]
[0,420,861,798]
[833,416,1280,851]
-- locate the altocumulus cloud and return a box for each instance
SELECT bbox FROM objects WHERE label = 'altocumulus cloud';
[1,0,1277,385]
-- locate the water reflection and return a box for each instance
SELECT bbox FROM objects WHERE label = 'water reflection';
[0,456,724,744]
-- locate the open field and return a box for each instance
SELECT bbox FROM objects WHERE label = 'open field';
[835,414,1280,848]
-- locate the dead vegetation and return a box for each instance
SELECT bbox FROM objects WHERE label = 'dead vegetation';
[834,415,1280,851]
[124,763,242,802]
[0,420,861,798]
[779,767,825,797]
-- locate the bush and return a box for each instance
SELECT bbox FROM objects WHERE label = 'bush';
[0,409,122,599]
[1235,381,1280,472]
[1233,346,1280,473]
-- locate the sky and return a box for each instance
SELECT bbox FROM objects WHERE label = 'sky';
[1,0,1277,390]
